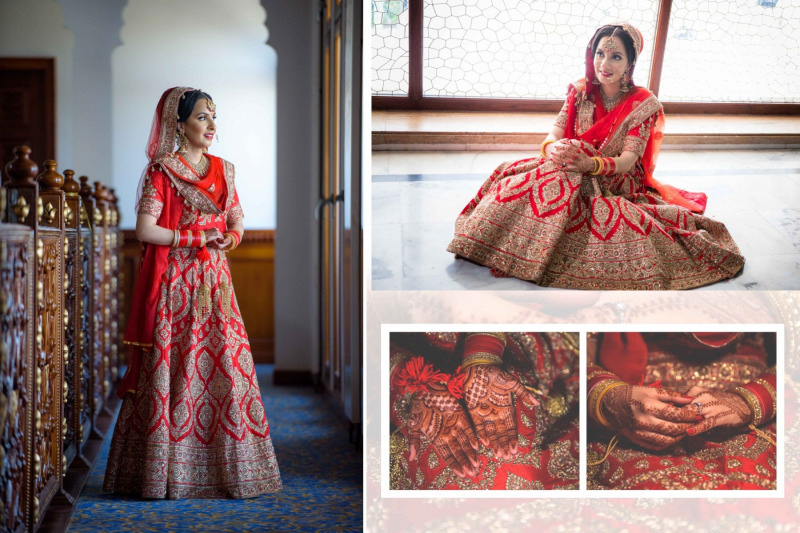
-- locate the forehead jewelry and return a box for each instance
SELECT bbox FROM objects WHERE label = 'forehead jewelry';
[602,28,620,51]
[205,96,216,114]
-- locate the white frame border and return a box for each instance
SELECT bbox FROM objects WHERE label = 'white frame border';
[381,323,785,499]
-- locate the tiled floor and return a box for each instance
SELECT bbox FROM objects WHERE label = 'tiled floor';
[371,149,800,290]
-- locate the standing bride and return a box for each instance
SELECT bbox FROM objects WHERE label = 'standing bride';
[103,87,282,498]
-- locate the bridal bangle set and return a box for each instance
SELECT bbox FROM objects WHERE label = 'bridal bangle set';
[590,156,617,176]
[170,228,244,250]
[171,229,206,248]
[540,140,617,177]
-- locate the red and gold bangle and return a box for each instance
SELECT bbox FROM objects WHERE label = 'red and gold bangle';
[733,385,763,425]
[734,372,776,425]
[461,332,505,368]
[601,157,616,176]
[174,229,207,248]
[587,365,620,394]
[224,231,241,250]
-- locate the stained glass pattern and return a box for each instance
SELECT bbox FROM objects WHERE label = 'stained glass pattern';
[372,1,410,95]
[659,0,800,103]
[422,0,659,99]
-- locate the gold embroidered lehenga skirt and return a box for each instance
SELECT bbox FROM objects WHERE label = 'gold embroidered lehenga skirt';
[103,248,282,498]
[447,158,745,290]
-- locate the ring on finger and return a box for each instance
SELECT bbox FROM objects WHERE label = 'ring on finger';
[695,401,702,414]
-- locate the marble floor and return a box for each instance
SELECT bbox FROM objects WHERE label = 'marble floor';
[371,149,800,291]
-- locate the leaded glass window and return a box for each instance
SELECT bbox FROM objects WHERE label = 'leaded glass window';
[372,1,410,95]
[658,0,800,103]
[422,0,658,99]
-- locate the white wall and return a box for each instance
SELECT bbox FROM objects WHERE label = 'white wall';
[0,0,75,168]
[261,0,320,374]
[59,0,126,189]
[112,0,277,229]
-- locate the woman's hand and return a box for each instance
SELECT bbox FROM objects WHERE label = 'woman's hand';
[550,140,594,173]
[462,365,539,460]
[600,385,699,450]
[406,383,480,478]
[682,386,753,437]
[203,227,225,248]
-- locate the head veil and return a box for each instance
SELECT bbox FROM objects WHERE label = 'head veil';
[134,86,195,211]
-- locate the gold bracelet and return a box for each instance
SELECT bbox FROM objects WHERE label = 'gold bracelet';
[199,230,206,248]
[587,378,617,421]
[593,380,627,428]
[461,353,503,368]
[733,386,763,426]
[172,230,180,248]
[540,140,555,159]
[589,157,601,175]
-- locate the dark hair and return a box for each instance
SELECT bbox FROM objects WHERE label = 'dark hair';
[591,26,637,67]
[177,90,213,122]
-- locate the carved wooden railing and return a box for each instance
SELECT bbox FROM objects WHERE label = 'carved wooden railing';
[1,146,123,531]
[0,219,35,533]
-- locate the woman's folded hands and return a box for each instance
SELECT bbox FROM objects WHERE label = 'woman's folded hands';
[599,384,756,450]
[600,385,699,450]
[404,365,539,478]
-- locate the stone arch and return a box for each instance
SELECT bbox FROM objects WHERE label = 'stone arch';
[112,0,277,227]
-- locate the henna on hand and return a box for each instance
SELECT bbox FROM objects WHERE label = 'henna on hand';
[463,365,539,460]
[600,385,696,450]
[684,389,753,437]
[405,383,479,477]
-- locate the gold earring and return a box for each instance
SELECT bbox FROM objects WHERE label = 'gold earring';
[176,130,188,156]
[621,71,631,92]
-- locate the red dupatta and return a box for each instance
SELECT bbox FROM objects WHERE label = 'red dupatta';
[119,86,227,397]
[563,23,707,214]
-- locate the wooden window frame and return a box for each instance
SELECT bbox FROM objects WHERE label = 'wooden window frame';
[372,0,800,115]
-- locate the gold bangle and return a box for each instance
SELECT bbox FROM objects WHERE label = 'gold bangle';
[593,380,627,428]
[200,230,206,248]
[589,157,601,175]
[587,378,617,421]
[172,230,179,248]
[540,140,555,158]
[461,353,503,368]
[223,232,238,250]
[733,386,763,426]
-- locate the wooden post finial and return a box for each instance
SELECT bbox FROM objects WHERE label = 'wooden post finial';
[4,145,39,185]
[37,160,64,190]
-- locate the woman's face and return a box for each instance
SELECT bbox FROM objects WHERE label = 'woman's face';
[179,98,216,151]
[593,35,629,87]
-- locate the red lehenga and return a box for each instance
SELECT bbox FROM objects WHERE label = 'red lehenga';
[447,26,744,290]
[389,332,579,490]
[588,333,776,490]
[103,87,281,499]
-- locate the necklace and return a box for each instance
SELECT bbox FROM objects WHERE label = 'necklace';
[600,89,624,112]
[186,154,210,176]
